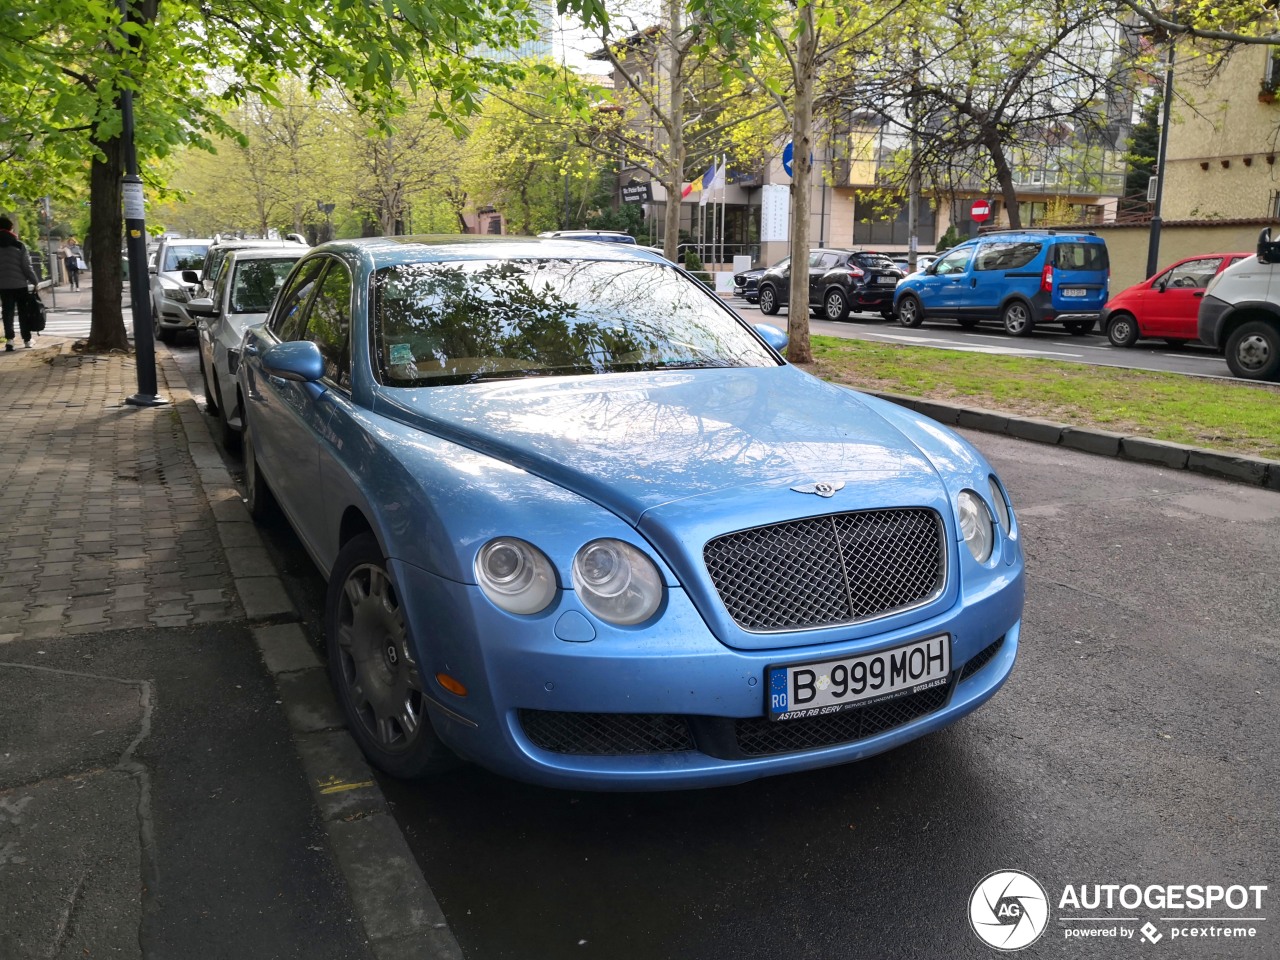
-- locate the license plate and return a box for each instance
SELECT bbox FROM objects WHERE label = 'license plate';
[875,275,896,284]
[1062,287,1087,297]
[767,635,950,721]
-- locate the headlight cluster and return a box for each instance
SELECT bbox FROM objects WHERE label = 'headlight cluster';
[475,536,664,625]
[160,282,190,302]
[958,479,1014,563]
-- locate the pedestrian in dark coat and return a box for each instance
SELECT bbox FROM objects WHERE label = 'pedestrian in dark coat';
[0,216,39,351]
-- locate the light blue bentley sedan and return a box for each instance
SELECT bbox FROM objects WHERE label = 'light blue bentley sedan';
[238,236,1024,790]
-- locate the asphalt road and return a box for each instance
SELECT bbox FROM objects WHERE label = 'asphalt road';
[733,299,1241,380]
[172,340,1280,960]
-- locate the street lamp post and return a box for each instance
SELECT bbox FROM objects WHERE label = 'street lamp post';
[1145,43,1176,280]
[118,0,166,407]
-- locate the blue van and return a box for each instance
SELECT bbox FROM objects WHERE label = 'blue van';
[893,229,1110,336]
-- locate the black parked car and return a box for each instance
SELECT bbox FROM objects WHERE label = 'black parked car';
[733,257,789,303]
[757,249,904,321]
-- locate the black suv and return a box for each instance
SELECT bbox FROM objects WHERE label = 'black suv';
[757,249,904,321]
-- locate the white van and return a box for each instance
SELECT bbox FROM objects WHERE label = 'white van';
[1197,228,1280,380]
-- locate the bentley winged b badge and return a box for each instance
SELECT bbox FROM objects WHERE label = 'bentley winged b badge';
[790,480,846,498]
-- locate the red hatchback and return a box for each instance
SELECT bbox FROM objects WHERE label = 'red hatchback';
[1102,253,1251,347]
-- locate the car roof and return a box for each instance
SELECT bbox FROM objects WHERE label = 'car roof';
[306,235,669,268]
[211,238,308,249]
[223,247,308,261]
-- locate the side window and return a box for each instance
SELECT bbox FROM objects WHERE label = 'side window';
[934,247,973,276]
[1167,257,1223,288]
[817,253,840,270]
[975,242,1041,271]
[808,252,823,268]
[305,263,353,388]
[269,259,326,341]
[211,258,232,313]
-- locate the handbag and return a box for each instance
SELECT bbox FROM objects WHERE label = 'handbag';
[19,290,46,332]
[75,257,88,271]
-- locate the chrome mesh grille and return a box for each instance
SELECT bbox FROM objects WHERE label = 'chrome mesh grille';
[704,508,945,631]
[519,710,694,755]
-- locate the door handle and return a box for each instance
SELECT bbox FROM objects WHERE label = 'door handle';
[970,278,977,287]
[1193,292,1204,298]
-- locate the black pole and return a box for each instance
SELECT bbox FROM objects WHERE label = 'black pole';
[119,0,166,407]
[1145,43,1176,280]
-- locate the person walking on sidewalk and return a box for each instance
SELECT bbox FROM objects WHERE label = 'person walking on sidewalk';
[0,216,39,351]
[63,236,84,291]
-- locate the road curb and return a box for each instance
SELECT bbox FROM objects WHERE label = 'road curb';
[154,345,464,960]
[871,390,1280,490]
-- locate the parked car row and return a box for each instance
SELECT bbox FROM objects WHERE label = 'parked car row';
[726,229,1280,380]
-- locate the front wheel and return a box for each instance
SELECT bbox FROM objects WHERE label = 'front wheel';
[1002,301,1034,337]
[1106,312,1139,348]
[823,288,850,322]
[326,532,459,780]
[897,294,923,328]
[199,352,219,415]
[1224,320,1280,381]
[758,285,779,316]
[242,413,279,523]
[1065,319,1095,336]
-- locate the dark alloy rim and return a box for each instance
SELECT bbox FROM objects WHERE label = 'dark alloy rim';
[335,563,425,753]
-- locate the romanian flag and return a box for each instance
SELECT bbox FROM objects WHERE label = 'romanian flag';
[681,161,719,199]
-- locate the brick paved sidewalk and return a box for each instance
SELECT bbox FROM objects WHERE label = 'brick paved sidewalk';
[0,348,241,642]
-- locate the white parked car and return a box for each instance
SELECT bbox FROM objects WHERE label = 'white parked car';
[190,248,305,445]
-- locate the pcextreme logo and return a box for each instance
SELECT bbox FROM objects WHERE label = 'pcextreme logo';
[969,870,1050,951]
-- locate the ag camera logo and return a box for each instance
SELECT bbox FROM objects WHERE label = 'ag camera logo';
[969,870,1050,951]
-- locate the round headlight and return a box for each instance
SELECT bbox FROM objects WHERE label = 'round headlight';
[957,490,995,563]
[475,538,557,615]
[572,539,664,625]
[988,476,1011,534]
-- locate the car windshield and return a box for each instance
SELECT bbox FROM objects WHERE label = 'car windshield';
[230,258,300,314]
[372,258,780,387]
[852,254,897,269]
[164,245,209,272]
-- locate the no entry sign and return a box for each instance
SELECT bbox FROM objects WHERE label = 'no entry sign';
[971,200,991,222]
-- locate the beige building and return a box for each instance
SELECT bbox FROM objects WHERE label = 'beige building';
[1163,44,1280,221]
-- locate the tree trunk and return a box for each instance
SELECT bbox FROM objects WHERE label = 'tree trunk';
[984,129,1022,229]
[87,134,130,353]
[786,3,818,365]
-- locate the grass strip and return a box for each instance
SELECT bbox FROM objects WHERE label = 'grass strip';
[802,336,1280,460]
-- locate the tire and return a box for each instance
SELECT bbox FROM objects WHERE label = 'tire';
[957,318,980,329]
[153,305,174,344]
[214,377,240,452]
[326,532,459,779]
[1002,301,1034,337]
[897,294,924,328]
[1106,312,1139,348]
[1224,320,1280,381]
[758,285,779,316]
[1065,319,1095,336]
[880,309,895,321]
[242,412,279,523]
[823,288,850,322]
[199,352,219,415]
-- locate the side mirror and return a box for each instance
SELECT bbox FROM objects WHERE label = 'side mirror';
[753,323,789,353]
[1155,279,1167,292]
[187,297,218,318]
[181,270,200,284]
[262,340,325,383]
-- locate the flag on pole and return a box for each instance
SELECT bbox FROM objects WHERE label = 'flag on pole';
[698,160,723,206]
[681,160,718,200]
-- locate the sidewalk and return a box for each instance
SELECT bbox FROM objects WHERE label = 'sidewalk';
[0,338,457,958]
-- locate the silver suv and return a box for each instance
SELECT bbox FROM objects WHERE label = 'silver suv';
[1198,228,1280,381]
[148,237,213,342]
